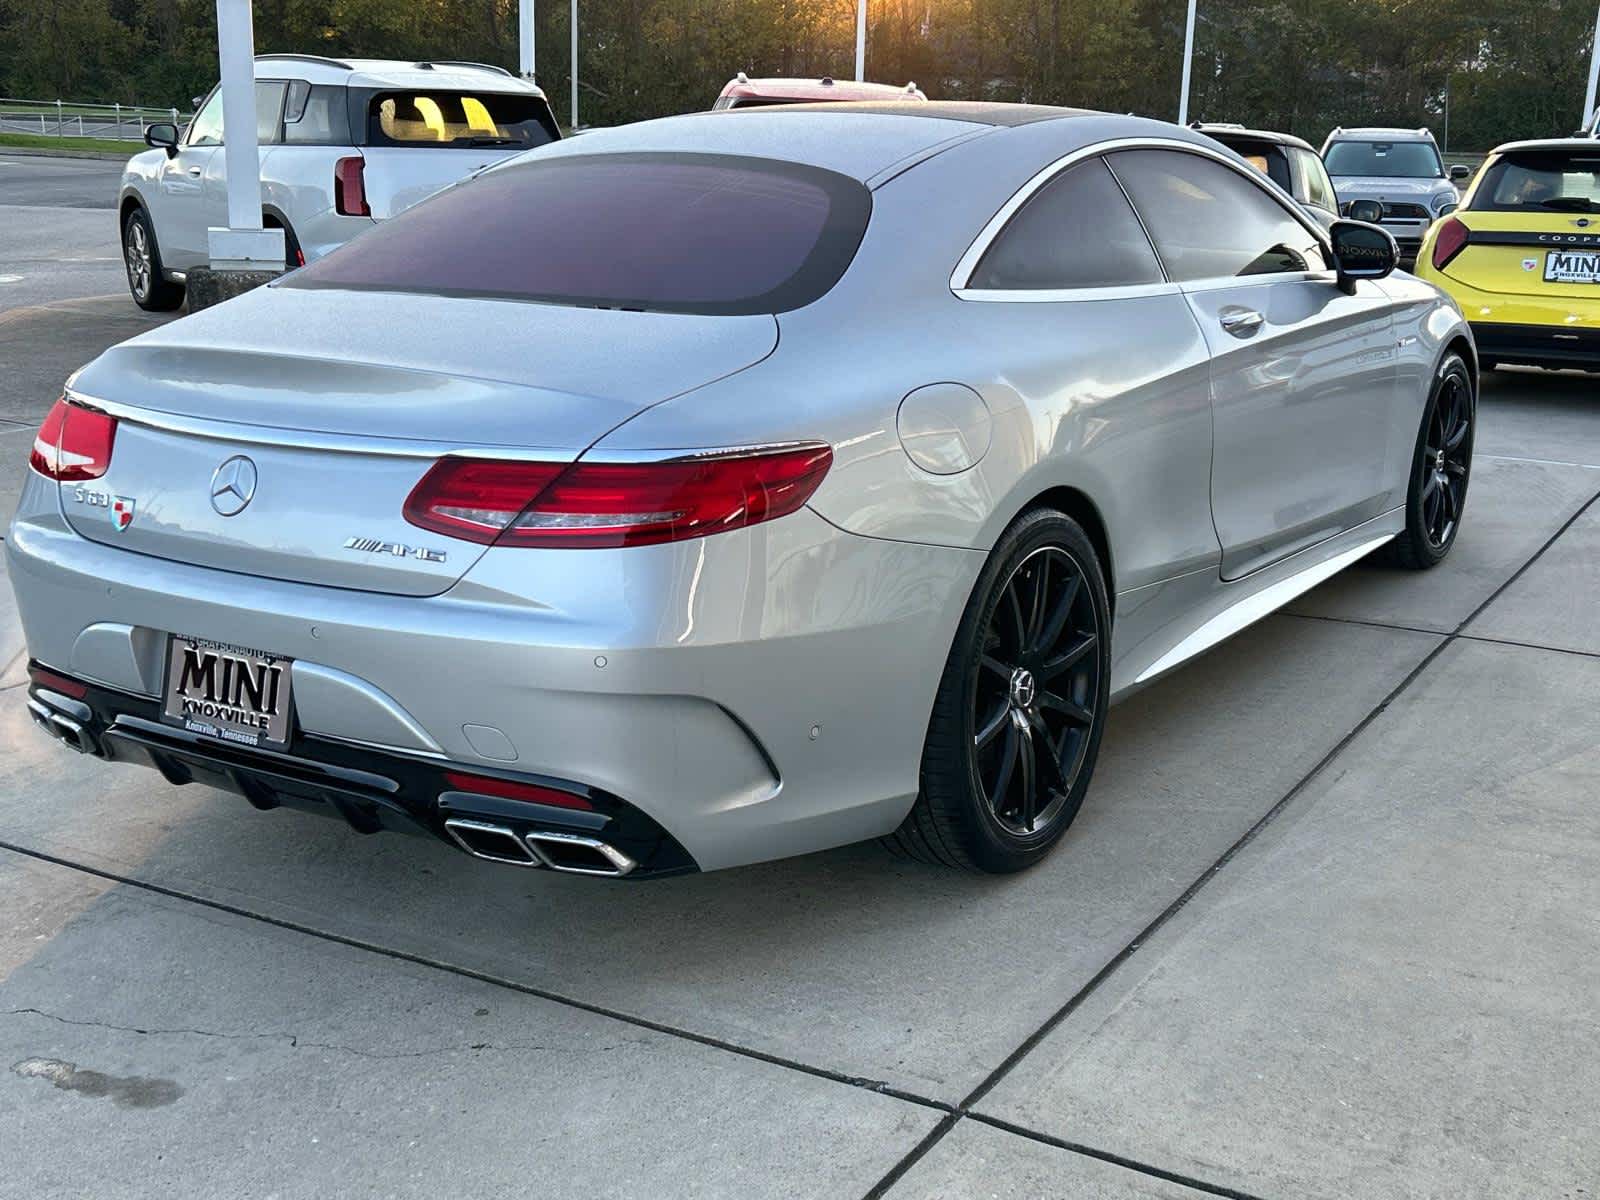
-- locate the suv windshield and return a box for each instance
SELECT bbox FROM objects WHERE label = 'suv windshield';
[285,153,873,315]
[1471,149,1600,213]
[366,90,558,149]
[1324,140,1442,179]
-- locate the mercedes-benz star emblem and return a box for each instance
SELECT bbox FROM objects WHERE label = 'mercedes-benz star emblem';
[210,455,258,517]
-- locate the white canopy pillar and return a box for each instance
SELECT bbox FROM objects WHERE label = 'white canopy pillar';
[855,0,866,82]
[207,0,283,270]
[570,0,579,129]
[1584,3,1600,130]
[1177,0,1198,124]
[520,0,536,78]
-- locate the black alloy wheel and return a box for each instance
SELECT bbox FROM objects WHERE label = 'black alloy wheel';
[887,509,1110,873]
[972,545,1100,838]
[1386,351,1474,570]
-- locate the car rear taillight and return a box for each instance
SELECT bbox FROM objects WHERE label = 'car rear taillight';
[404,445,834,549]
[1432,216,1470,271]
[28,397,117,481]
[334,156,370,217]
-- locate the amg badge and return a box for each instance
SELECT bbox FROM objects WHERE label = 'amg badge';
[344,536,447,563]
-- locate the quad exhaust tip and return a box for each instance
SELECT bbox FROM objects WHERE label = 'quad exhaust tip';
[443,818,635,877]
[27,698,95,755]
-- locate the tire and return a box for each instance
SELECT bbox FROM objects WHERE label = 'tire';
[886,509,1111,873]
[1383,351,1475,570]
[122,207,185,312]
[268,218,304,270]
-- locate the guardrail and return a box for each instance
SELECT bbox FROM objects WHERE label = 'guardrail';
[0,98,183,141]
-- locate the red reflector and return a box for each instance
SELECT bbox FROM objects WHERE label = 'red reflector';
[334,156,370,217]
[28,397,117,482]
[1431,216,1470,272]
[28,665,88,699]
[403,445,834,549]
[444,771,594,811]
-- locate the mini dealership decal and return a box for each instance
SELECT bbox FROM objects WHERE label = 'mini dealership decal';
[1523,258,1538,271]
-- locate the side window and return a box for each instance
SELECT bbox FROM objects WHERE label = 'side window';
[284,83,343,144]
[182,82,287,147]
[968,157,1164,291]
[1294,148,1337,211]
[1107,149,1324,281]
[255,81,287,145]
[186,88,224,146]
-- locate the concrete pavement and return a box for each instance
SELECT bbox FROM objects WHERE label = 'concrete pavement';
[2,156,1599,1199]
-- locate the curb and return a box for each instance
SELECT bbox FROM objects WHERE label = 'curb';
[0,145,133,162]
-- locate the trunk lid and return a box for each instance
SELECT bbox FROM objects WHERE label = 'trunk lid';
[356,145,525,219]
[1441,210,1600,300]
[63,286,778,596]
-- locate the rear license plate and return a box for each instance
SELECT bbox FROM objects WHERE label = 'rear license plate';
[162,636,293,750]
[1544,249,1600,283]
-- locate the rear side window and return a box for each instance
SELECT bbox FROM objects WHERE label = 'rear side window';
[283,82,347,145]
[285,153,873,315]
[968,158,1162,290]
[366,90,557,149]
[1470,150,1600,214]
[1292,147,1338,210]
[1221,140,1292,193]
[1107,149,1324,281]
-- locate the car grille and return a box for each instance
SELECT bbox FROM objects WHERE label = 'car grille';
[1379,202,1430,221]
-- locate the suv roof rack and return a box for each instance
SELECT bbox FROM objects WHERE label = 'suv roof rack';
[416,60,515,77]
[255,53,353,69]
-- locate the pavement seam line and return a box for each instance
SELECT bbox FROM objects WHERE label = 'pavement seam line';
[964,1113,1273,1200]
[858,476,1600,1199]
[0,837,956,1118]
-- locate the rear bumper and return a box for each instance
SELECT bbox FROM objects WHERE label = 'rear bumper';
[1470,321,1600,369]
[6,473,980,872]
[24,668,694,878]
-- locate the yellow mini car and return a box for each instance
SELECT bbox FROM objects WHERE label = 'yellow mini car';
[1414,138,1600,371]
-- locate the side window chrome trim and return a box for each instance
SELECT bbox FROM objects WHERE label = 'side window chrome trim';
[954,281,1183,304]
[1175,268,1334,295]
[951,136,1332,297]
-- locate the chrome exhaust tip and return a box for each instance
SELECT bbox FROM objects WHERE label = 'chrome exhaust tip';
[525,830,636,877]
[443,818,541,867]
[48,714,94,755]
[26,699,62,740]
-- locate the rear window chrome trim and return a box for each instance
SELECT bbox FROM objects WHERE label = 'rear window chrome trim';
[954,281,1182,304]
[950,136,1330,297]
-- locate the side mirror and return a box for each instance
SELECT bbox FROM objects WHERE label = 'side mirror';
[1449,163,1471,182]
[1329,220,1398,293]
[1436,201,1459,218]
[144,122,180,158]
[1347,198,1383,224]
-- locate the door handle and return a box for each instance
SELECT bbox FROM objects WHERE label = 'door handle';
[187,166,202,176]
[1219,307,1264,338]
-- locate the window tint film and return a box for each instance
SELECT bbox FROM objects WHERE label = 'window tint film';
[1471,150,1600,214]
[1220,140,1292,192]
[1108,149,1323,281]
[1323,140,1443,179]
[286,153,873,315]
[969,157,1162,290]
[366,91,557,149]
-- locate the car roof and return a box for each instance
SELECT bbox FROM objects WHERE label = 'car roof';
[1486,137,1600,155]
[1193,123,1315,153]
[1325,126,1435,142]
[719,76,926,102]
[252,54,547,95]
[506,104,1214,186]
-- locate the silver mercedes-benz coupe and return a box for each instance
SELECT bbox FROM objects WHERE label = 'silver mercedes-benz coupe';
[8,102,1476,879]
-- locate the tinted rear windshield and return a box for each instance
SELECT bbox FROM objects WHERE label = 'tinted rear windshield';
[1323,140,1442,179]
[286,153,873,315]
[1470,149,1600,214]
[365,89,558,149]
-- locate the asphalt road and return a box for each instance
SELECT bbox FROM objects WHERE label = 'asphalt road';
[0,154,123,209]
[2,157,1598,1200]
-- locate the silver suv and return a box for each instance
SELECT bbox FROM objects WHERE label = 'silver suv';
[1320,126,1469,265]
[120,55,559,310]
